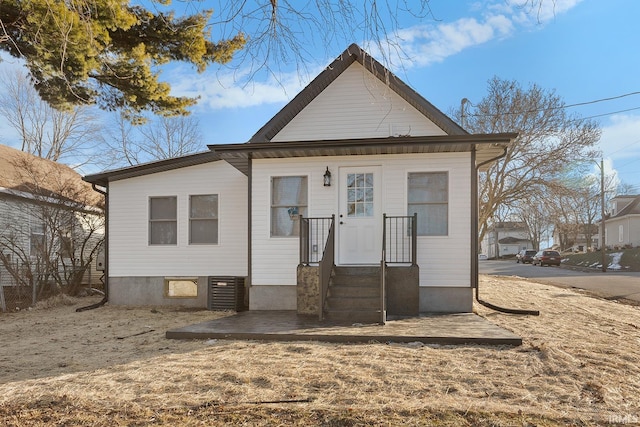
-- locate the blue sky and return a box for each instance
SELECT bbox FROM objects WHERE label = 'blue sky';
[1,0,639,191]
[173,0,640,191]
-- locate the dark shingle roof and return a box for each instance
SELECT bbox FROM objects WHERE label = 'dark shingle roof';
[612,195,640,218]
[83,151,221,187]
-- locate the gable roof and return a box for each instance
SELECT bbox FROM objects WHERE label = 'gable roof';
[612,194,640,218]
[0,144,102,207]
[249,43,467,143]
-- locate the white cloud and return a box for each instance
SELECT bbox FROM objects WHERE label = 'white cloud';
[598,113,640,188]
[383,0,582,69]
[396,15,514,67]
[599,114,640,160]
[169,66,319,111]
[167,0,584,111]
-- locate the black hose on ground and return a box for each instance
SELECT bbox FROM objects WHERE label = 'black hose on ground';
[475,290,540,315]
[475,146,539,316]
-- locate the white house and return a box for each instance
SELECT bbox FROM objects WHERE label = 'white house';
[84,44,516,322]
[600,194,640,249]
[481,222,533,259]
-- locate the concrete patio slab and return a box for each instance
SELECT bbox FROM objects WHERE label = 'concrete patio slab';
[166,311,522,346]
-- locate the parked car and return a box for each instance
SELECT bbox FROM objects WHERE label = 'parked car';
[516,249,537,264]
[478,254,488,261]
[532,250,562,266]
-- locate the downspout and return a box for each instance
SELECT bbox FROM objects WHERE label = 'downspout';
[475,145,539,316]
[77,182,108,312]
[246,155,252,309]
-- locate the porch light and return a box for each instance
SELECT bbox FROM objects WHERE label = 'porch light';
[323,167,332,186]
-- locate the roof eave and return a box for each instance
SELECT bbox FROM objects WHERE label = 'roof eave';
[83,151,220,187]
[210,134,516,168]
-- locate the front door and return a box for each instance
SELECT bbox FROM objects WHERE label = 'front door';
[338,166,382,264]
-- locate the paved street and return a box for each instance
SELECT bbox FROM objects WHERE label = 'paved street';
[479,260,640,303]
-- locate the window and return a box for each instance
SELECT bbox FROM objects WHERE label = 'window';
[149,196,177,245]
[60,235,73,258]
[347,173,374,217]
[190,195,218,244]
[408,172,448,236]
[271,176,308,237]
[30,221,45,255]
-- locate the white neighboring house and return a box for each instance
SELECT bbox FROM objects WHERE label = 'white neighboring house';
[0,145,104,310]
[84,44,516,321]
[600,195,640,249]
[481,222,533,259]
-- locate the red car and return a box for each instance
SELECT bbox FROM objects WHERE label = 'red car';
[516,249,537,264]
[532,250,561,266]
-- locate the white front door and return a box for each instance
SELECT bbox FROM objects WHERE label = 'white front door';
[338,166,382,264]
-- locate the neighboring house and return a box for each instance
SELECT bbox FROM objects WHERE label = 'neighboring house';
[0,145,104,310]
[481,222,533,259]
[552,223,599,252]
[84,44,516,322]
[600,194,640,249]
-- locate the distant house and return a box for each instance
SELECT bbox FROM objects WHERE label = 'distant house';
[552,223,599,252]
[84,44,516,322]
[600,195,640,249]
[481,222,533,259]
[0,145,104,310]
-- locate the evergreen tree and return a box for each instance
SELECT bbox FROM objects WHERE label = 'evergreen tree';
[0,0,245,121]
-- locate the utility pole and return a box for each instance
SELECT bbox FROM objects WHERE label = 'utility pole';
[460,98,468,129]
[599,158,607,273]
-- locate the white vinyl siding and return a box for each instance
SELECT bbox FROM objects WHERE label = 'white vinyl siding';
[271,63,447,142]
[109,161,248,277]
[251,153,471,288]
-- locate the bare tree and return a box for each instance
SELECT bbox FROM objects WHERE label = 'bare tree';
[211,1,438,79]
[549,165,617,251]
[0,155,104,307]
[513,190,548,251]
[457,77,602,244]
[138,116,203,161]
[0,68,104,168]
[104,115,203,167]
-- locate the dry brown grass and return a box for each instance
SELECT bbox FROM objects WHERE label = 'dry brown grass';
[1,276,639,426]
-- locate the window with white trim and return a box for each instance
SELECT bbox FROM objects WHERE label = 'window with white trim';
[190,194,218,244]
[407,172,448,236]
[30,215,45,255]
[619,225,624,243]
[149,196,177,245]
[271,176,308,237]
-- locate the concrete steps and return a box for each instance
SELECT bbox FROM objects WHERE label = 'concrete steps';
[324,266,383,324]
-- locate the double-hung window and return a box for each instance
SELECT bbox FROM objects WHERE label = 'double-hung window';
[190,195,219,244]
[149,196,177,245]
[271,176,308,237]
[408,172,448,236]
[30,214,45,255]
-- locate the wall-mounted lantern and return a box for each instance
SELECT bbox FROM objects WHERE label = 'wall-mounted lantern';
[323,167,332,187]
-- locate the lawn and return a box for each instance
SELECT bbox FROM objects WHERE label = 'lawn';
[1,276,639,426]
[563,247,640,272]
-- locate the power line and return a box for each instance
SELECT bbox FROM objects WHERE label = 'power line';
[465,90,640,118]
[568,106,640,123]
[563,91,640,109]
